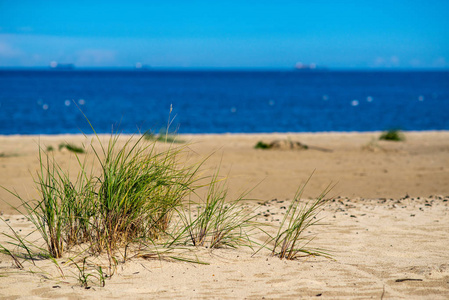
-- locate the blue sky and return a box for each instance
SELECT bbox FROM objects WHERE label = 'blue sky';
[0,0,448,69]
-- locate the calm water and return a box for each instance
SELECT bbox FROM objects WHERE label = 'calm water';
[0,70,448,135]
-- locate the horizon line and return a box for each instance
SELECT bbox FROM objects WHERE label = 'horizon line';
[1,66,448,72]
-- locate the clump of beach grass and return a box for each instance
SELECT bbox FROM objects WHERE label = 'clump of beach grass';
[171,171,259,249]
[0,131,206,286]
[1,129,201,262]
[71,257,106,289]
[260,176,333,260]
[379,129,405,142]
[0,152,19,158]
[59,142,86,153]
[254,141,271,149]
[89,133,199,255]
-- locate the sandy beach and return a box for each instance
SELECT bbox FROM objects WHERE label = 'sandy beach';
[1,131,448,299]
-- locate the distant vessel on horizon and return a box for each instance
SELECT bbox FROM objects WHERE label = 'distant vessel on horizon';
[49,61,75,70]
[294,62,327,71]
[135,62,151,70]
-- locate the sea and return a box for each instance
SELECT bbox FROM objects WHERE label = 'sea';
[0,69,448,135]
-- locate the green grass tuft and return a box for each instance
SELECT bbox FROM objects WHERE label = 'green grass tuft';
[379,129,405,142]
[58,143,86,153]
[0,152,19,158]
[260,175,334,260]
[254,141,271,149]
[0,127,206,283]
[171,172,258,249]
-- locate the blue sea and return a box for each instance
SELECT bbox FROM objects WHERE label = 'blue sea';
[0,69,448,135]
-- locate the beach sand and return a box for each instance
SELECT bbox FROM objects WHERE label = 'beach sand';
[1,131,448,299]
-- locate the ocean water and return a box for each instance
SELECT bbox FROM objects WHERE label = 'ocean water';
[0,70,448,135]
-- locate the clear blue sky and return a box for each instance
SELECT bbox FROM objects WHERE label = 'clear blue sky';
[0,0,448,69]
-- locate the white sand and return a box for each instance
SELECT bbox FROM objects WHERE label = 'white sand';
[1,131,448,299]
